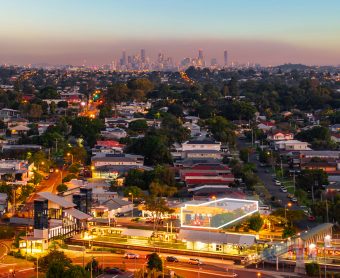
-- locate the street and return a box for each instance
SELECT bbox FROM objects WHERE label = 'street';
[0,248,292,278]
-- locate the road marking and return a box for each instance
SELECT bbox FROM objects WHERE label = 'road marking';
[167,266,236,277]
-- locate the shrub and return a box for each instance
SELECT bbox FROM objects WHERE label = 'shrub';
[305,262,320,277]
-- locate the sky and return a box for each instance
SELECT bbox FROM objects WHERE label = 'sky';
[0,0,339,66]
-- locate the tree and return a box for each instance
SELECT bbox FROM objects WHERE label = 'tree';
[123,186,144,199]
[248,213,263,232]
[296,169,328,196]
[147,253,163,272]
[129,119,148,133]
[37,86,59,99]
[71,117,104,147]
[205,116,236,145]
[46,261,66,278]
[37,250,72,273]
[149,181,177,197]
[64,265,89,278]
[28,104,43,119]
[126,133,172,165]
[240,148,251,163]
[305,262,320,277]
[144,196,174,231]
[50,101,57,114]
[271,208,304,226]
[124,169,150,190]
[153,165,176,186]
[282,226,296,239]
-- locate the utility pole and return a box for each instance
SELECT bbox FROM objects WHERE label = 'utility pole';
[326,199,329,223]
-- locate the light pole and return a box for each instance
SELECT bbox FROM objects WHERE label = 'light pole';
[67,153,74,164]
[129,192,134,217]
[25,225,32,260]
[55,169,63,183]
[284,202,292,224]
[324,235,331,278]
[36,255,39,278]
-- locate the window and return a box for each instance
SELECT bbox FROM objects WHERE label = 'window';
[216,244,222,251]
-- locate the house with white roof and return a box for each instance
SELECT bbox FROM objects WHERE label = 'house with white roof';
[274,140,311,151]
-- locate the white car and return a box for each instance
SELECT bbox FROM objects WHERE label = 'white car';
[188,258,203,265]
[275,180,282,186]
[124,253,140,259]
[281,188,288,193]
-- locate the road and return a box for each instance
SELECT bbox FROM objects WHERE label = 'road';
[0,247,299,278]
[237,139,292,207]
[237,138,318,230]
[26,169,66,203]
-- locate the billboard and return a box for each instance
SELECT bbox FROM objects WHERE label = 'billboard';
[180,197,258,229]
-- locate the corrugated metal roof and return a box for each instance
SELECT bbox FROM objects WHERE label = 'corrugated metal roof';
[178,229,256,246]
[65,208,92,220]
[300,223,333,241]
[38,192,75,208]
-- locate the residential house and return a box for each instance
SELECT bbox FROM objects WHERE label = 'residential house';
[182,139,221,152]
[267,131,294,141]
[8,125,30,136]
[257,121,275,133]
[274,140,310,151]
[330,124,340,133]
[0,108,20,121]
[101,128,127,140]
[0,159,34,183]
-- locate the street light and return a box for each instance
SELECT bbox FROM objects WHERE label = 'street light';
[67,153,74,164]
[257,273,262,278]
[284,202,292,224]
[129,192,134,217]
[55,169,63,182]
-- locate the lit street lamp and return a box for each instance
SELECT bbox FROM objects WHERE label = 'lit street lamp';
[129,192,134,217]
[55,169,63,182]
[67,152,74,164]
[284,202,292,224]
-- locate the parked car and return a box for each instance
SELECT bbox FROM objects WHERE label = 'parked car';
[281,188,287,193]
[308,215,316,221]
[188,258,202,265]
[291,197,298,202]
[115,212,124,217]
[275,180,282,186]
[166,256,179,262]
[124,253,139,259]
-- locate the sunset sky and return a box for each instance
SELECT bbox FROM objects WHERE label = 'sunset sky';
[1,0,339,66]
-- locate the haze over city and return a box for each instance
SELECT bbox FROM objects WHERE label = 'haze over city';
[1,0,340,66]
[0,1,340,278]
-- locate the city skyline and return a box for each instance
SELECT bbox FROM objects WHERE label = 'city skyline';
[0,0,340,66]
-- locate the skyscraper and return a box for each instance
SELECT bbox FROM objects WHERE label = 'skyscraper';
[224,50,228,66]
[121,50,127,66]
[141,49,146,63]
[198,49,204,60]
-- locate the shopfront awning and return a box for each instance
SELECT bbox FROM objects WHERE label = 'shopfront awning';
[121,228,153,238]
[178,229,256,246]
